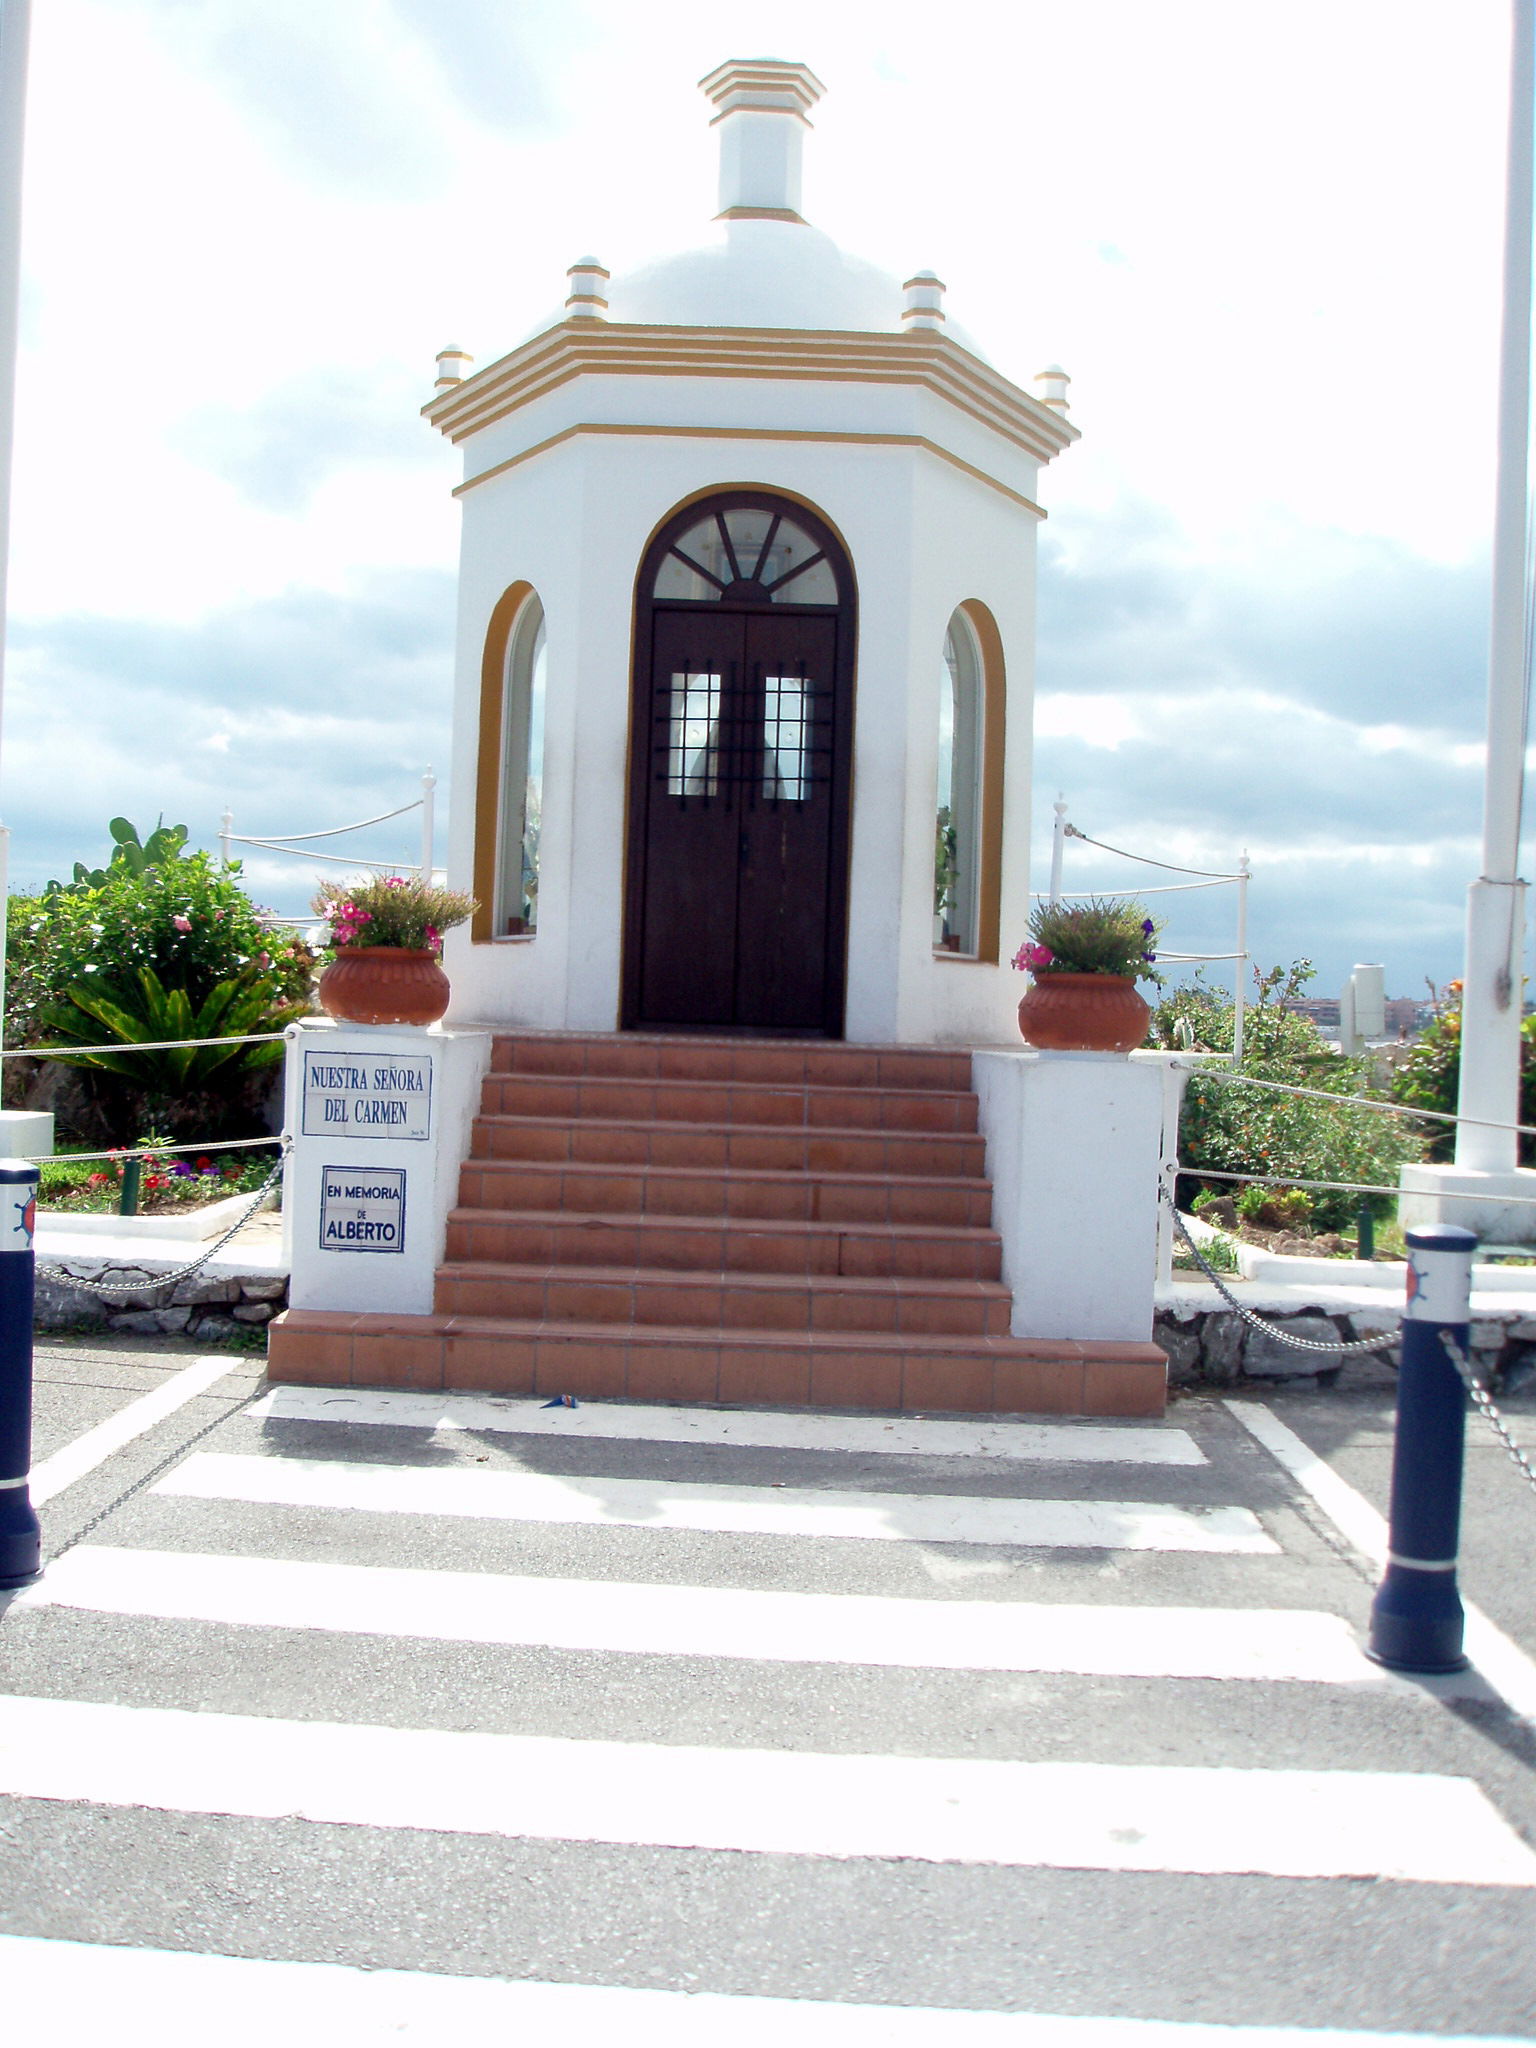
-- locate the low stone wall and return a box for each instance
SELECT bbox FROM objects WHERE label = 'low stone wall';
[36,1263,289,1342]
[1156,1303,1536,1390]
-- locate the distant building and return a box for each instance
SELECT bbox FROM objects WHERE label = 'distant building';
[1282,994,1429,1040]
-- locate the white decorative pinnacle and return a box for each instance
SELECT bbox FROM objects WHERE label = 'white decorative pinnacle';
[434,346,473,392]
[700,58,825,220]
[1034,364,1071,413]
[902,271,947,331]
[565,256,611,320]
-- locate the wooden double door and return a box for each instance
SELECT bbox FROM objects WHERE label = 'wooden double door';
[624,601,852,1034]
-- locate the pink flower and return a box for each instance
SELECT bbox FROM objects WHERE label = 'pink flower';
[426,925,441,951]
[172,914,192,933]
[1010,941,1055,972]
[384,876,406,890]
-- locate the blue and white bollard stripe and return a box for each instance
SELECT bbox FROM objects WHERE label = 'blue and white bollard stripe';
[1367,1223,1476,1674]
[0,1158,41,1589]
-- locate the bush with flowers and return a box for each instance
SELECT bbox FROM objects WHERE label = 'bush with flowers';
[1012,897,1163,982]
[310,873,477,955]
[1389,979,1536,1166]
[6,821,315,1147]
[1149,960,1424,1230]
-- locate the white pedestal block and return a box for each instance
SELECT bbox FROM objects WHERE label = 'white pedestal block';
[972,1048,1168,1342]
[283,1021,492,1315]
[0,1110,53,1158]
[1398,1161,1536,1245]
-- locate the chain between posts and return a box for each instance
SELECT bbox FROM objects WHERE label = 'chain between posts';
[36,1148,288,1298]
[1438,1329,1536,1500]
[1160,1188,1394,1355]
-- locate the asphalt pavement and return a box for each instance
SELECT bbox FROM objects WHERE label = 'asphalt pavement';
[2,1335,1534,2044]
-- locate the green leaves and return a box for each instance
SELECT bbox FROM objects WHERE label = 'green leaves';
[44,964,308,1094]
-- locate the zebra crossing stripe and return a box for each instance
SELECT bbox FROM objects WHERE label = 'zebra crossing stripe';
[1,1936,1531,2046]
[20,1544,1383,1684]
[153,1452,1277,1553]
[0,1694,1530,1883]
[249,1386,1209,1465]
[28,1356,242,1506]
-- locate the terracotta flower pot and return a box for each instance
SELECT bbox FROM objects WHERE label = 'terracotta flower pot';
[317,947,450,1028]
[1016,972,1151,1054]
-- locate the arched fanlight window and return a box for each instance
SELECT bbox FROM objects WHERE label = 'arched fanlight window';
[651,504,840,604]
[496,595,546,936]
[936,611,984,956]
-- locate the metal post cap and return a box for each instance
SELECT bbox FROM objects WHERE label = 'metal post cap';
[1404,1224,1478,1255]
[0,1160,40,1185]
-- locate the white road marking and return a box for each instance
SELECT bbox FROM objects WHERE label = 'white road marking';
[0,1693,1529,1883]
[29,1356,244,1506]
[3,1938,1532,2048]
[250,1385,1208,1464]
[20,1544,1382,1684]
[6,1938,1532,2048]
[1227,1400,1536,1724]
[154,1452,1277,1553]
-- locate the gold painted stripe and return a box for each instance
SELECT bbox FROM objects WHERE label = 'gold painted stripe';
[715,206,806,222]
[424,324,1078,465]
[451,422,1047,518]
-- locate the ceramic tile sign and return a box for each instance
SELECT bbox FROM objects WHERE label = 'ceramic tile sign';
[300,1049,433,1141]
[319,1166,406,1255]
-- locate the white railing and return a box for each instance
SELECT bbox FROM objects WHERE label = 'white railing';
[1039,797,1251,1060]
[220,770,439,920]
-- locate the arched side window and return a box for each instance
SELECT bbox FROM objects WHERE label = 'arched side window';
[934,603,1004,962]
[471,583,545,943]
[496,597,546,935]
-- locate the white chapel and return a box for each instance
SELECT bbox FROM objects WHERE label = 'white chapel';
[427,58,1077,1046]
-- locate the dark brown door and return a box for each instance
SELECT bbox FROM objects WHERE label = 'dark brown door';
[628,604,846,1032]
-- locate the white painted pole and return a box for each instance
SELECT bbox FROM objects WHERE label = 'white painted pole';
[1457,0,1535,1173]
[0,0,30,1041]
[1233,853,1249,1064]
[420,767,436,879]
[219,806,233,871]
[1048,796,1068,905]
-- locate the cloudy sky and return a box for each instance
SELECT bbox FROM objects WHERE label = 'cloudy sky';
[0,0,1520,999]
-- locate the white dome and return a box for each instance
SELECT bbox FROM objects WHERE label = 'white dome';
[610,218,900,333]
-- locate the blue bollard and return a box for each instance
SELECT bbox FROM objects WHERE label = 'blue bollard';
[1367,1222,1477,1673]
[0,1158,41,1590]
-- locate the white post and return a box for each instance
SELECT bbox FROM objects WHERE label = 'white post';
[1048,797,1069,905]
[1233,852,1249,1064]
[420,767,436,880]
[1457,0,1534,1174]
[1155,1058,1183,1287]
[0,1,32,1046]
[219,806,233,871]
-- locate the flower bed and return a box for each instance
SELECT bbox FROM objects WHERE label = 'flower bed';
[39,1147,277,1217]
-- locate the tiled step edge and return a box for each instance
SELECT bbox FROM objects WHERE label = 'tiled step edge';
[431,1260,1015,1336]
[266,1310,1168,1418]
[442,1208,1004,1281]
[488,1033,974,1091]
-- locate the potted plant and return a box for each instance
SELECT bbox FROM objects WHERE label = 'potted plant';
[311,874,478,1027]
[1012,896,1162,1052]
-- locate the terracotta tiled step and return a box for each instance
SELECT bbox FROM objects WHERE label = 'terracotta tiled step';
[466,1116,987,1180]
[267,1308,1169,1418]
[481,1072,979,1134]
[489,1033,973,1092]
[453,1157,993,1228]
[444,1208,1003,1281]
[432,1261,1015,1337]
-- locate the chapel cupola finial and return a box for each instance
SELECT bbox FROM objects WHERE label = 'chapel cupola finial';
[698,58,826,223]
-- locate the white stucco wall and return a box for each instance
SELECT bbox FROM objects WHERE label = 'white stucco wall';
[439,368,1052,1046]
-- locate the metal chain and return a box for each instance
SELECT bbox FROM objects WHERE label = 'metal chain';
[1161,1189,1394,1355]
[38,1151,287,1298]
[1439,1330,1536,1500]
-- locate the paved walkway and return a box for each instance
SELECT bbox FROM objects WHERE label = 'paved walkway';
[3,1340,1535,2040]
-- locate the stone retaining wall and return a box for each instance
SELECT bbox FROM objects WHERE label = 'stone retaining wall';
[36,1263,289,1343]
[1156,1303,1536,1390]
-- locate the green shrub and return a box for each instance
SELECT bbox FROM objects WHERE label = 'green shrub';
[1389,981,1536,1165]
[7,824,315,1146]
[1153,962,1424,1230]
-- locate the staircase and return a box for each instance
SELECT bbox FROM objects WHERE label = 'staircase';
[268,1033,1167,1416]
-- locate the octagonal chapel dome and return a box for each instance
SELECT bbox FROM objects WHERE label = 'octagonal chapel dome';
[527,60,991,361]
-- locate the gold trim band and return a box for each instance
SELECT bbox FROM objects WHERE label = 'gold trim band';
[452,421,1047,518]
